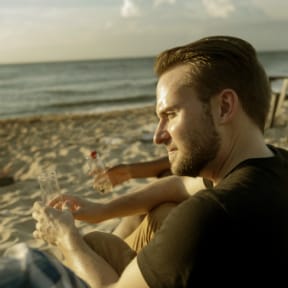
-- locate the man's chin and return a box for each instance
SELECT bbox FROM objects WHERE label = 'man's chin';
[170,160,183,176]
[171,157,198,177]
[168,151,177,162]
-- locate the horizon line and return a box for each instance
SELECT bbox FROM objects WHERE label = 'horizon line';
[0,49,288,66]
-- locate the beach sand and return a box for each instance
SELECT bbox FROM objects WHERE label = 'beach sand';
[0,104,288,257]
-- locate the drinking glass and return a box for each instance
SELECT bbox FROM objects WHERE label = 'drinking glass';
[38,169,61,204]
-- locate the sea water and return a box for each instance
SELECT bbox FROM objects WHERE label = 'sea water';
[0,51,287,119]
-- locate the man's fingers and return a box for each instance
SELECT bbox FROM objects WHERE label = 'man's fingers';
[62,200,73,212]
[33,229,45,240]
[32,210,39,220]
[33,201,43,211]
[49,194,66,207]
[35,222,42,231]
[32,201,46,220]
[33,229,40,239]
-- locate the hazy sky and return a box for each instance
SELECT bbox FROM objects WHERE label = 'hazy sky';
[0,0,287,64]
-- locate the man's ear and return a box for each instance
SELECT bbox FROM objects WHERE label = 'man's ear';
[216,89,239,124]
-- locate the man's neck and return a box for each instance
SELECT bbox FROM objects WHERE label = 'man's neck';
[202,127,273,186]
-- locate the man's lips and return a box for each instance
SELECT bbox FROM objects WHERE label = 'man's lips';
[167,147,177,153]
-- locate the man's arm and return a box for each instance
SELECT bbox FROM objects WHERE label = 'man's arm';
[100,175,204,219]
[105,156,171,186]
[50,176,205,223]
[127,156,171,178]
[109,258,149,288]
[61,236,149,288]
[32,202,149,288]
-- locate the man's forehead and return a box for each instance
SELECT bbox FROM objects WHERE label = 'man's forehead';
[157,64,192,84]
[156,88,200,117]
[155,85,187,115]
[157,65,193,94]
[156,79,176,112]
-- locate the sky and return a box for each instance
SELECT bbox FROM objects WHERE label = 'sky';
[0,0,287,64]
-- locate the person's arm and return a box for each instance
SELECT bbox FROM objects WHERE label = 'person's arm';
[127,156,171,178]
[97,175,203,220]
[32,202,149,288]
[104,156,171,186]
[50,176,205,224]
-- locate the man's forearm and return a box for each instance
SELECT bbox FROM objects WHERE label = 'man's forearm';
[128,156,170,178]
[99,176,191,221]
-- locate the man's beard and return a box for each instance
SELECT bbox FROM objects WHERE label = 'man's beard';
[171,106,221,177]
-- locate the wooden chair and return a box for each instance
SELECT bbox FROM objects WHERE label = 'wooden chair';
[265,77,288,129]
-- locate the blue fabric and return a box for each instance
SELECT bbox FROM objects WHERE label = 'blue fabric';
[0,243,89,288]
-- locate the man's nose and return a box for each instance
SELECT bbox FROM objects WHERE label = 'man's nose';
[153,124,170,145]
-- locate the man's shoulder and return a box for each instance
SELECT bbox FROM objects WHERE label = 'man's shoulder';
[269,144,288,163]
[180,188,228,217]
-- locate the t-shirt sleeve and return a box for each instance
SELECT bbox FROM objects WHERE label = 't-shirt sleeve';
[203,178,214,188]
[137,191,227,288]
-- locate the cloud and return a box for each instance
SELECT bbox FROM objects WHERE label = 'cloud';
[251,0,288,20]
[121,0,140,18]
[153,0,176,7]
[104,21,113,30]
[202,0,235,18]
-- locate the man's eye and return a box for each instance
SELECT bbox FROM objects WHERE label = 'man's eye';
[167,112,176,119]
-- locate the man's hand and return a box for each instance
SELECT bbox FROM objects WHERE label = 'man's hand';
[49,195,106,223]
[32,201,78,249]
[104,164,131,186]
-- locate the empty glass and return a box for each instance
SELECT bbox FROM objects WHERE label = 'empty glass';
[38,169,61,204]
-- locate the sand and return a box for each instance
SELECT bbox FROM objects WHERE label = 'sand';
[0,104,288,256]
[0,106,167,255]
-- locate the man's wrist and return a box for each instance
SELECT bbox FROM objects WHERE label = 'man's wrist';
[57,226,83,253]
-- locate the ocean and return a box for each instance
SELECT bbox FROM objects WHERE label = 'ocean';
[0,51,287,119]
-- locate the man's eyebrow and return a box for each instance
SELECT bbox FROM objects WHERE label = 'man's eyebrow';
[157,105,178,118]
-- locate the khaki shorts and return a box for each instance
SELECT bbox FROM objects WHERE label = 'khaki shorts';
[83,203,176,275]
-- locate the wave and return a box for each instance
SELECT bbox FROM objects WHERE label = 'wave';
[38,80,157,98]
[0,95,155,119]
[46,94,155,108]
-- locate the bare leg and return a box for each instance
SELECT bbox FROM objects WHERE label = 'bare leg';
[83,231,136,276]
[112,215,145,239]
